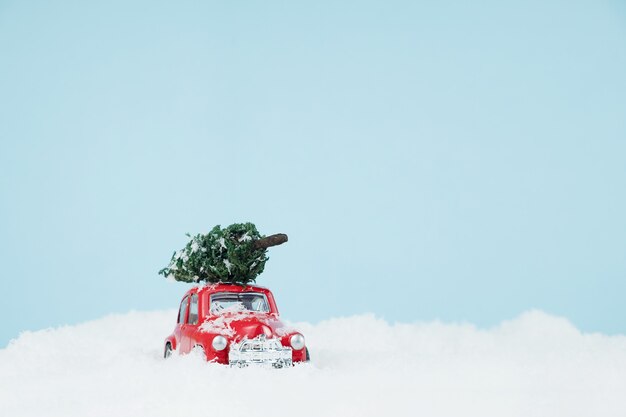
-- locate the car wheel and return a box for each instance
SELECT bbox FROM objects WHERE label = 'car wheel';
[164,342,173,359]
[305,347,310,362]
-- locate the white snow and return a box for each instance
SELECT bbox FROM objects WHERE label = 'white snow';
[238,232,252,242]
[198,309,257,337]
[1,310,626,417]
[198,315,236,337]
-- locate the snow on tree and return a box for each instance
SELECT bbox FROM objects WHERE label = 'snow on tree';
[158,222,287,285]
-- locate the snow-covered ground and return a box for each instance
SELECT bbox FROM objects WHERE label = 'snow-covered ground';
[1,310,626,417]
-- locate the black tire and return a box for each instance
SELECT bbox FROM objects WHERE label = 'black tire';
[164,342,173,359]
[305,347,310,362]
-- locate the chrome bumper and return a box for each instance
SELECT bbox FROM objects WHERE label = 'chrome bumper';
[228,335,292,368]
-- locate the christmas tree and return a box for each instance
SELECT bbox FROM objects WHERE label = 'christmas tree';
[158,222,287,285]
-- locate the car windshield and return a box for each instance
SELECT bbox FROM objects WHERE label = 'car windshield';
[210,292,270,314]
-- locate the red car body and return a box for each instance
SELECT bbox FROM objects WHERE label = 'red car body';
[164,283,308,367]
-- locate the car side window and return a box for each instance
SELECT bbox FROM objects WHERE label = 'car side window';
[188,294,198,325]
[178,296,189,324]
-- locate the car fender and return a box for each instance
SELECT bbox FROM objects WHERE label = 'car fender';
[165,335,177,351]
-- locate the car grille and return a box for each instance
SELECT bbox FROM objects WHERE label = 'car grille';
[228,335,292,368]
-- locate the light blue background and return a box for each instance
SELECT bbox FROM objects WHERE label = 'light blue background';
[1,0,625,347]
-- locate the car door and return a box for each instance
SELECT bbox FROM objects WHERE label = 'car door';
[181,293,200,353]
[175,295,190,353]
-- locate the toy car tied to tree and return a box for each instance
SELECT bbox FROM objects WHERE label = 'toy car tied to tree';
[160,222,309,367]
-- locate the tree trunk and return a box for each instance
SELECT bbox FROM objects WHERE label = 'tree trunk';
[252,233,288,250]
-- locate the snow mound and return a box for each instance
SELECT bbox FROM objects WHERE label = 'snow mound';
[1,310,626,417]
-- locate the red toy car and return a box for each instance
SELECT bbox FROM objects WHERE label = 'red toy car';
[164,283,309,367]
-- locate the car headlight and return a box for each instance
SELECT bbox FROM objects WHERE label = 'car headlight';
[290,334,305,350]
[212,335,228,351]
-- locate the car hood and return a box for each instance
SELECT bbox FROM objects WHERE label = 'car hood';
[198,312,296,341]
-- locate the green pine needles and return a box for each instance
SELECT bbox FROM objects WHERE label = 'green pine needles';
[159,223,287,285]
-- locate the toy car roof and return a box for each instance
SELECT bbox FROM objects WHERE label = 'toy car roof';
[184,283,272,297]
